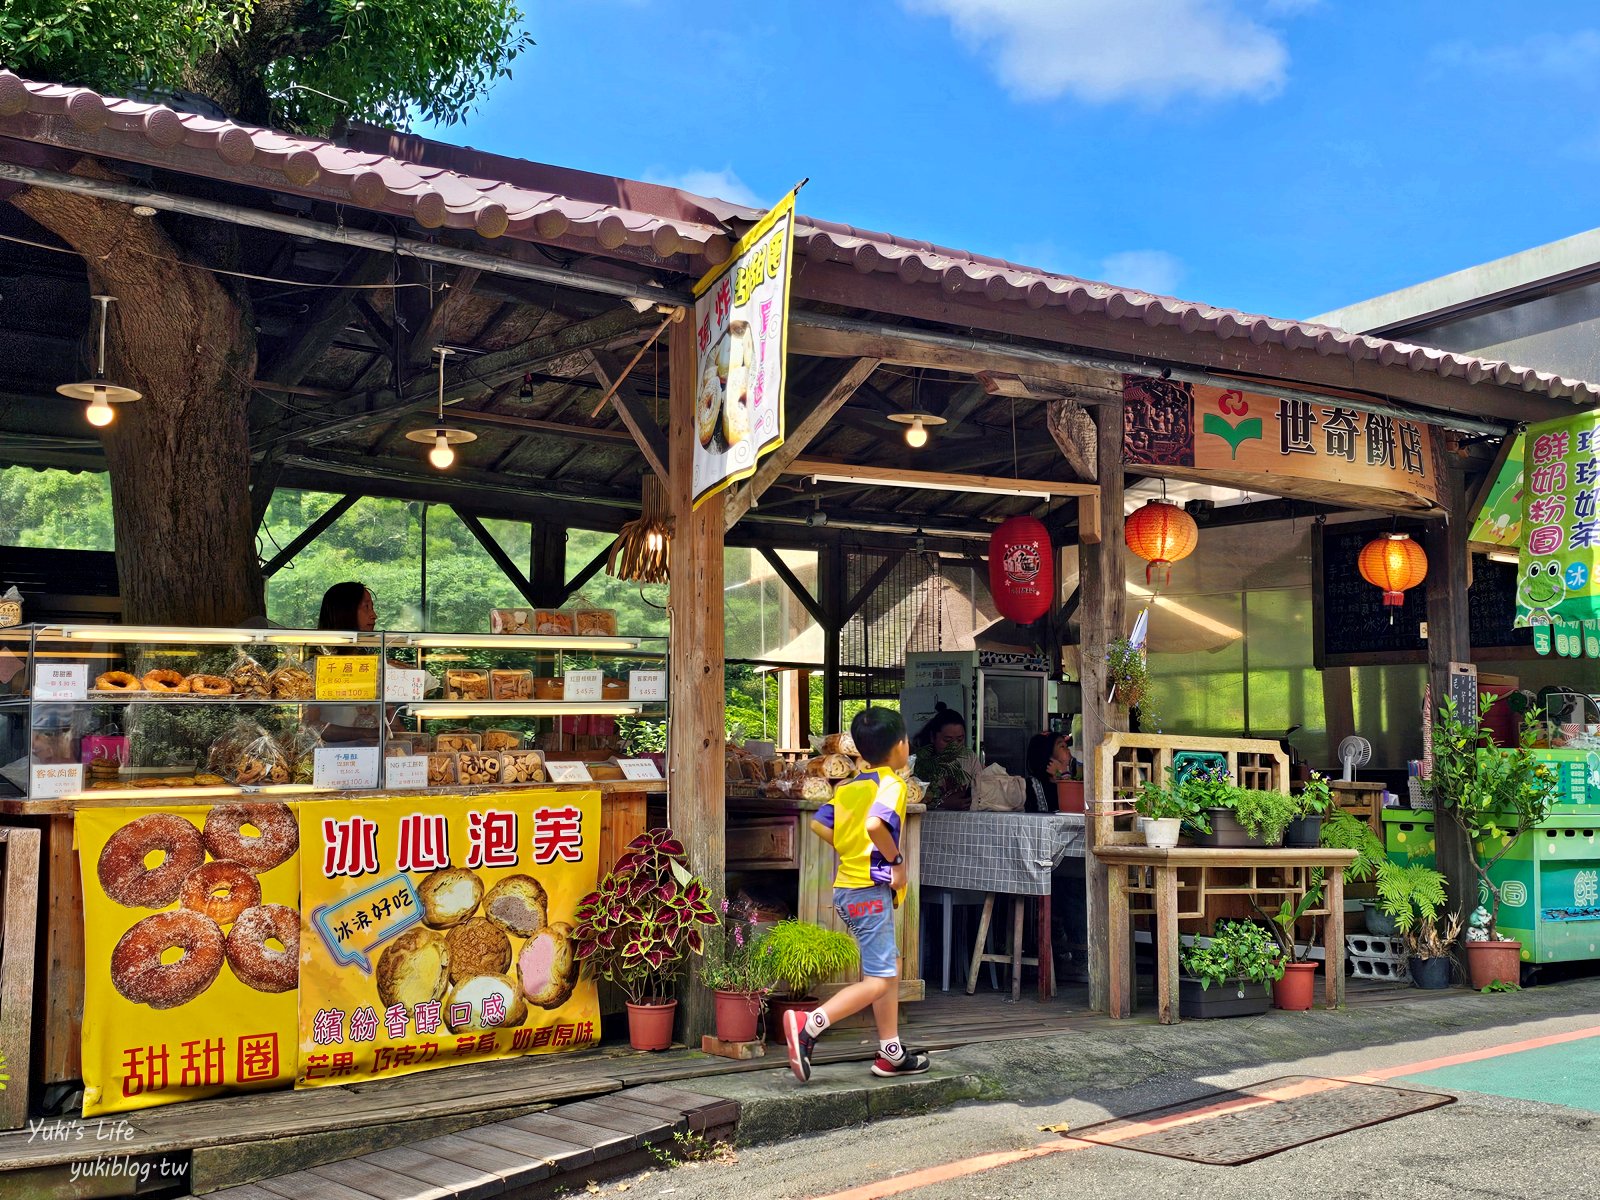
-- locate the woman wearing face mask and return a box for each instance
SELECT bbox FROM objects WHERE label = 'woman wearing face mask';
[910,704,982,811]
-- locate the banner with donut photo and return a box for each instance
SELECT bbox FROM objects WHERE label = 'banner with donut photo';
[77,801,301,1116]
[296,788,603,1089]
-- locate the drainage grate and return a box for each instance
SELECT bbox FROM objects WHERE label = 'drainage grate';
[1064,1075,1454,1166]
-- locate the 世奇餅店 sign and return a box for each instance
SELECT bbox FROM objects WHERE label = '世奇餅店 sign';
[690,189,797,508]
[1122,376,1444,512]
[297,789,603,1088]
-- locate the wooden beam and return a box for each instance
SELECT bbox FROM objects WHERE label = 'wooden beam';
[258,251,392,386]
[788,458,1100,497]
[448,409,635,446]
[561,537,618,605]
[454,508,539,607]
[723,357,880,530]
[1081,394,1127,1016]
[758,546,827,628]
[588,350,671,484]
[1047,397,1098,482]
[667,318,725,1045]
[407,268,482,371]
[977,368,1120,400]
[261,493,359,577]
[936,383,992,433]
[530,520,568,608]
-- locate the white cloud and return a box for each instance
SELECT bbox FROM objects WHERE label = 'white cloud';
[1099,250,1185,297]
[642,166,760,207]
[903,0,1292,104]
[1432,30,1600,83]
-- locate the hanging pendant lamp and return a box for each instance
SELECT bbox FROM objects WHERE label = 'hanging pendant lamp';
[608,475,674,583]
[404,346,477,470]
[57,295,141,427]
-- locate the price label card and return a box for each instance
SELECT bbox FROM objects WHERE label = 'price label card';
[384,754,429,790]
[313,746,380,790]
[384,669,428,702]
[316,656,380,702]
[615,757,663,781]
[37,663,88,701]
[563,670,604,702]
[31,762,85,799]
[545,760,592,783]
[629,670,666,701]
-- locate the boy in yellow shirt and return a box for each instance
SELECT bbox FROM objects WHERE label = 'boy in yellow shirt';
[783,708,930,1082]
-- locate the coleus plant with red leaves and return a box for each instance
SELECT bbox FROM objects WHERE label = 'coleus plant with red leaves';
[572,827,720,1005]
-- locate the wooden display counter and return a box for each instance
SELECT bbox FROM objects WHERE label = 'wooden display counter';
[0,782,660,1097]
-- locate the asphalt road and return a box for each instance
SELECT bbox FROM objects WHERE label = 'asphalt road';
[607,1009,1600,1200]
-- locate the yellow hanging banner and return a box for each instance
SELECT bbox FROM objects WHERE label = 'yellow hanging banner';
[77,803,301,1116]
[296,789,603,1088]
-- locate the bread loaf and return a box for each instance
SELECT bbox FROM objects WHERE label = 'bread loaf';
[818,733,857,757]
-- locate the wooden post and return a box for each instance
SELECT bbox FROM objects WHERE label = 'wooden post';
[667,319,726,1044]
[1081,393,1127,1014]
[1425,454,1478,939]
[821,544,845,732]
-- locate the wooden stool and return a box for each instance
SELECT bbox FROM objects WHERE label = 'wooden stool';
[965,893,1056,1001]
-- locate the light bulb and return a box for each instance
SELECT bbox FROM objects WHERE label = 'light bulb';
[905,417,928,448]
[427,432,455,470]
[86,394,115,427]
[646,529,664,552]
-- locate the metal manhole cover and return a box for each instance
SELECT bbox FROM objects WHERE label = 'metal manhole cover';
[1064,1075,1455,1166]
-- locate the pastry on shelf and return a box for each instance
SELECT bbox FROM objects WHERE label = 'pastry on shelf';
[444,670,490,701]
[490,670,533,701]
[435,731,481,754]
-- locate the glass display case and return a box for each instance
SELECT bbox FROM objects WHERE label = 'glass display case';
[0,625,668,804]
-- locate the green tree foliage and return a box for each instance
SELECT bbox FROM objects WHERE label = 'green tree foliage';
[0,0,532,130]
[0,468,114,551]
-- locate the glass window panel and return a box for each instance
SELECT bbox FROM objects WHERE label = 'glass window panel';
[0,468,114,550]
[566,528,668,637]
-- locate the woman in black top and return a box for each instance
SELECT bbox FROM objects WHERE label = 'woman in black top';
[1025,731,1070,813]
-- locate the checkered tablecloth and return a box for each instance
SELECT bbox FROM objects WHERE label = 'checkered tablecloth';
[919,812,1086,896]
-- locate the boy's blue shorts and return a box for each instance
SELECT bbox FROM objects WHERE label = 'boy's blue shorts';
[833,884,898,978]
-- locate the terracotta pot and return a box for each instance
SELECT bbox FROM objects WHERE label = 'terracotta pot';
[1055,781,1085,814]
[1273,962,1318,1011]
[1466,940,1523,990]
[767,996,815,1042]
[713,989,763,1043]
[625,1000,677,1051]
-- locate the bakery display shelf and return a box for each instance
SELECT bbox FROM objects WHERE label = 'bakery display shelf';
[0,776,668,815]
[402,700,659,716]
[33,694,316,704]
[395,633,653,652]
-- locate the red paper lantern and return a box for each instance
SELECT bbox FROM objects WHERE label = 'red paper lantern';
[1124,499,1199,585]
[1358,532,1428,607]
[989,515,1054,624]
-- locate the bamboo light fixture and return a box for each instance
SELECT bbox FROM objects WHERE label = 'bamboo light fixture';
[609,475,673,583]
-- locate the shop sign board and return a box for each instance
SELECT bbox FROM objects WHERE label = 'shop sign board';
[691,189,797,509]
[77,805,299,1116]
[1518,410,1600,654]
[298,789,602,1087]
[562,669,603,702]
[1123,375,1444,512]
[615,758,663,781]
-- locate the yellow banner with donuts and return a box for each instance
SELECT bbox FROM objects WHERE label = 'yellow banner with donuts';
[77,802,302,1117]
[295,788,603,1088]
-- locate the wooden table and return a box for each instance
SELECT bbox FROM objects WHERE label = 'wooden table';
[1095,846,1359,1024]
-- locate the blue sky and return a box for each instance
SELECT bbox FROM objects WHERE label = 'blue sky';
[428,2,1600,321]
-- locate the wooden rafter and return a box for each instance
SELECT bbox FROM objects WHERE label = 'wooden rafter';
[261,493,359,577]
[454,508,539,607]
[758,546,827,627]
[587,349,671,484]
[787,458,1100,497]
[257,252,392,386]
[723,357,880,531]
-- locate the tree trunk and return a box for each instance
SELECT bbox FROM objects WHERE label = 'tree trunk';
[11,163,265,625]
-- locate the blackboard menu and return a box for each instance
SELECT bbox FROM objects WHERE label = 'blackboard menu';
[1315,523,1532,666]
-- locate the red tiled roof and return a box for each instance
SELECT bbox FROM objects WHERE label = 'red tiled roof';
[2,70,1596,405]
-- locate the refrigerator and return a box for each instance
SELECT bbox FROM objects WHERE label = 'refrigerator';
[902,651,1049,778]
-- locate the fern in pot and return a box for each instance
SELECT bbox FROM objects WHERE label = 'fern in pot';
[756,919,859,1042]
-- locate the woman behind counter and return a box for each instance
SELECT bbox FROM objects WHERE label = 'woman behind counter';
[1025,732,1072,814]
[306,581,380,744]
[910,704,983,811]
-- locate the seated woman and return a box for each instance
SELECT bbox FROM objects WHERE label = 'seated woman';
[910,704,983,811]
[303,581,382,745]
[1025,731,1072,813]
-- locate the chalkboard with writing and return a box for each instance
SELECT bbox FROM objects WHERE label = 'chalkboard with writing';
[1315,523,1532,666]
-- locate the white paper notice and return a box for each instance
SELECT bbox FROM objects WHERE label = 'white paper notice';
[384,669,428,702]
[313,746,380,790]
[384,755,429,789]
[614,757,663,781]
[545,760,592,783]
[31,762,85,798]
[36,663,88,701]
[563,670,603,702]
[628,670,666,701]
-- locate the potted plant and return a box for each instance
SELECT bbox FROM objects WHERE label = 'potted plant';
[1253,885,1323,1010]
[1286,772,1332,849]
[755,919,860,1040]
[1178,919,1284,1018]
[912,741,976,811]
[1431,697,1557,989]
[571,827,719,1050]
[701,897,775,1044]
[1376,861,1459,989]
[1318,808,1393,934]
[1108,637,1157,727]
[1135,767,1211,849]
[1188,772,1295,849]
